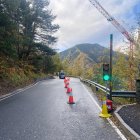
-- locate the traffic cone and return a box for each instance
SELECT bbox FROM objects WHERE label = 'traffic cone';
[66,87,72,93]
[67,88,75,104]
[64,77,67,83]
[64,79,69,88]
[64,82,69,88]
[67,77,70,81]
[99,97,111,118]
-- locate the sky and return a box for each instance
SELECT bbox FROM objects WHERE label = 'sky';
[49,0,140,52]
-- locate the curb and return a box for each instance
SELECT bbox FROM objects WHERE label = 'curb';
[114,104,140,140]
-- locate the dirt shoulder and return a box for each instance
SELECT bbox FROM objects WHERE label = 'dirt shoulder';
[0,78,34,96]
[0,75,55,97]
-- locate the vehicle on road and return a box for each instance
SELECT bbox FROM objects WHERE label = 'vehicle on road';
[59,72,65,79]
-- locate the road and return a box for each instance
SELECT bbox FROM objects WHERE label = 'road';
[0,78,126,140]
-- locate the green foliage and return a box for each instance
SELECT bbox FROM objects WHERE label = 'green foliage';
[51,54,63,72]
[0,0,62,88]
[0,0,59,59]
[60,43,138,90]
[35,43,56,55]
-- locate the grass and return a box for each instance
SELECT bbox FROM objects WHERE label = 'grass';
[0,66,49,96]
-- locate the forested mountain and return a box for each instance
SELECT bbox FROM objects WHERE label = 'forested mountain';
[60,43,118,66]
[60,43,135,90]
[60,42,140,90]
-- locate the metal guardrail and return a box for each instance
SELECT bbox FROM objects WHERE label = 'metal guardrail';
[112,91,136,98]
[80,77,136,98]
[81,78,109,93]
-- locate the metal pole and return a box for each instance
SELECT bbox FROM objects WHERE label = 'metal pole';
[138,64,140,78]
[106,81,109,99]
[109,34,113,100]
[136,79,140,104]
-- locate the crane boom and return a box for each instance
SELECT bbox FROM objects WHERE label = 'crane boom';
[89,0,134,43]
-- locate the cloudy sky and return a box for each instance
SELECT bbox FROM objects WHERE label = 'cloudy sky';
[49,0,140,52]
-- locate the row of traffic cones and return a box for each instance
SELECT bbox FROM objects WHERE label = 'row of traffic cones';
[64,77,75,104]
[64,77,111,118]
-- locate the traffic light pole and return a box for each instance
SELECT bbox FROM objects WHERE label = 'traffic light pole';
[105,81,109,98]
[109,34,113,100]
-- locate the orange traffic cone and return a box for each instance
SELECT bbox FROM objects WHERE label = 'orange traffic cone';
[64,80,69,88]
[66,87,72,93]
[64,77,67,83]
[67,88,75,104]
[67,77,70,81]
[68,96,75,104]
[64,82,69,88]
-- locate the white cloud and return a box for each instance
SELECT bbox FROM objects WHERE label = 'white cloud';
[49,0,140,52]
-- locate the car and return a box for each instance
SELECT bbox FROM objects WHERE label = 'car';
[59,72,65,79]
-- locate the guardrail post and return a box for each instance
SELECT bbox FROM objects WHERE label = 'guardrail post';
[96,87,98,91]
[136,79,140,103]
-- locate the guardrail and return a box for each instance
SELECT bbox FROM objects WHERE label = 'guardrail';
[80,77,136,98]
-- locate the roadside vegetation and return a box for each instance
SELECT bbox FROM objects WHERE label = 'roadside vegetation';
[0,0,140,98]
[63,28,140,91]
[0,0,63,95]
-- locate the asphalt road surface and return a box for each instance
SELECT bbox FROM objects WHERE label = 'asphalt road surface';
[0,78,126,140]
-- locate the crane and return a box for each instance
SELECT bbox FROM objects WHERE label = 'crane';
[89,0,135,89]
[89,0,134,42]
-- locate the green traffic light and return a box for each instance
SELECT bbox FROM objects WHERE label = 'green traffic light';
[103,75,110,81]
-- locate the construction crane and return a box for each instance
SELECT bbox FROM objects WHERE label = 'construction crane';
[89,0,134,42]
[89,0,135,89]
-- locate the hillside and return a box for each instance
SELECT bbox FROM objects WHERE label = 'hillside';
[60,43,118,66]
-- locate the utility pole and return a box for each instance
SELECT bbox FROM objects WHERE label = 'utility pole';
[109,34,113,100]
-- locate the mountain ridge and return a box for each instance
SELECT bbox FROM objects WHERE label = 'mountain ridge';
[60,43,116,66]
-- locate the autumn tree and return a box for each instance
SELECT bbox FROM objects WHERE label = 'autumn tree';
[0,0,61,85]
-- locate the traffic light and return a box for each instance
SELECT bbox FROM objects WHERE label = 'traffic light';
[103,64,110,81]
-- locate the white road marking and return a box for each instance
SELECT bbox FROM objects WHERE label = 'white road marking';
[82,83,127,140]
[0,83,38,102]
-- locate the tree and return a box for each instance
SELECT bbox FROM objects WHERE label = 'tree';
[134,18,140,78]
[112,54,129,90]
[0,0,20,59]
[33,0,59,44]
[16,0,59,60]
[0,0,59,75]
[51,54,63,72]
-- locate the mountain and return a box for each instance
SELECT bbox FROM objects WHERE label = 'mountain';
[60,43,118,67]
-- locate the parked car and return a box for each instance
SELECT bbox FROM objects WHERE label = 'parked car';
[59,72,65,79]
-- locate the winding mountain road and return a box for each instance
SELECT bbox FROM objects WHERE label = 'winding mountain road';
[0,78,126,140]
